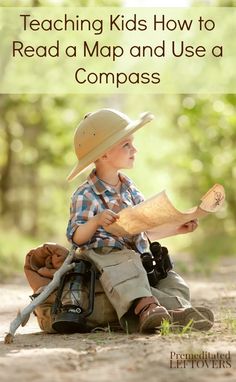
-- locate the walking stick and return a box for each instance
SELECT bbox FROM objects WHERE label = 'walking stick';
[4,245,76,344]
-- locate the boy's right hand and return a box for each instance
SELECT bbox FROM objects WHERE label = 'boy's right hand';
[95,209,119,229]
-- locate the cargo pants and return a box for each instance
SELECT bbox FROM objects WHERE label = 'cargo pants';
[78,247,191,332]
[34,246,191,333]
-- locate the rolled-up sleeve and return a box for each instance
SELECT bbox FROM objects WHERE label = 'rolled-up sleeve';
[66,190,97,243]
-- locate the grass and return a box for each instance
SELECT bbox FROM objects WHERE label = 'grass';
[160,319,171,336]
[159,309,236,337]
[222,310,236,334]
[160,318,194,336]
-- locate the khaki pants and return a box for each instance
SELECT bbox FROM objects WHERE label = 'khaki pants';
[78,247,191,331]
[35,247,191,333]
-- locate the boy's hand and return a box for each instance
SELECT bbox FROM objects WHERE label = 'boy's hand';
[95,209,119,228]
[176,219,198,235]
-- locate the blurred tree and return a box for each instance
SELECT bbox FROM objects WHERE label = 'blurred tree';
[123,92,236,259]
[0,0,235,267]
[0,0,120,6]
[191,0,236,5]
[0,0,122,240]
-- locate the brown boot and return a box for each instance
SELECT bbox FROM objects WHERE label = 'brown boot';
[168,306,214,331]
[134,296,171,333]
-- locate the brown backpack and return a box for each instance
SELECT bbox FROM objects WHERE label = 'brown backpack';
[24,243,118,333]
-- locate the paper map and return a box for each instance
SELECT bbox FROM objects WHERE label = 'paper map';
[106,184,225,238]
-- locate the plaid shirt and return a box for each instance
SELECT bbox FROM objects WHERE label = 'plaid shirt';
[66,168,149,253]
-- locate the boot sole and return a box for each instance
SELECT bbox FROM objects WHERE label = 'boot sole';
[170,306,214,331]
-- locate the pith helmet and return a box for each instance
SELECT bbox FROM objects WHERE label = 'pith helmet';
[67,108,154,181]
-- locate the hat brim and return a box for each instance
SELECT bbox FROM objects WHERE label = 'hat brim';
[67,112,154,181]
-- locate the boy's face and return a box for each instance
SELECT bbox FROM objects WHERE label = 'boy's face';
[103,135,137,170]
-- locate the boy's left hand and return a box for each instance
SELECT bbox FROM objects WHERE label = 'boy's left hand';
[176,219,198,235]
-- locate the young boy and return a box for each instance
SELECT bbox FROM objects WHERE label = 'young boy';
[66,108,214,333]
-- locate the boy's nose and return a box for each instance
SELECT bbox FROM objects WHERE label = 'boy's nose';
[131,144,137,153]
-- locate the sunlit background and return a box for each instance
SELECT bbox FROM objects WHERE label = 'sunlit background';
[0,0,235,278]
[125,0,190,6]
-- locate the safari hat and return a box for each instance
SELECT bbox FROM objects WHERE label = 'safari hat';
[67,108,154,181]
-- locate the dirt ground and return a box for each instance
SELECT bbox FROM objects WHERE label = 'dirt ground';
[1,258,236,382]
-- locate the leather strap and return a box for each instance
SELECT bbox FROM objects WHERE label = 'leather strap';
[134,296,160,315]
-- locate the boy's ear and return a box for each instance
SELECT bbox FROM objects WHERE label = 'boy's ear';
[100,153,108,160]
[96,153,108,164]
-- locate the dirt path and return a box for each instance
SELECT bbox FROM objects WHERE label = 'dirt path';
[1,258,236,382]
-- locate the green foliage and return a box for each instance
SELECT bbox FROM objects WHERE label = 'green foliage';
[124,93,236,261]
[0,93,235,276]
[192,0,236,5]
[0,0,235,274]
[0,0,121,6]
[0,94,105,235]
[0,228,38,279]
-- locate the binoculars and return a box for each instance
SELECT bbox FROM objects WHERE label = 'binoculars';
[140,242,173,286]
